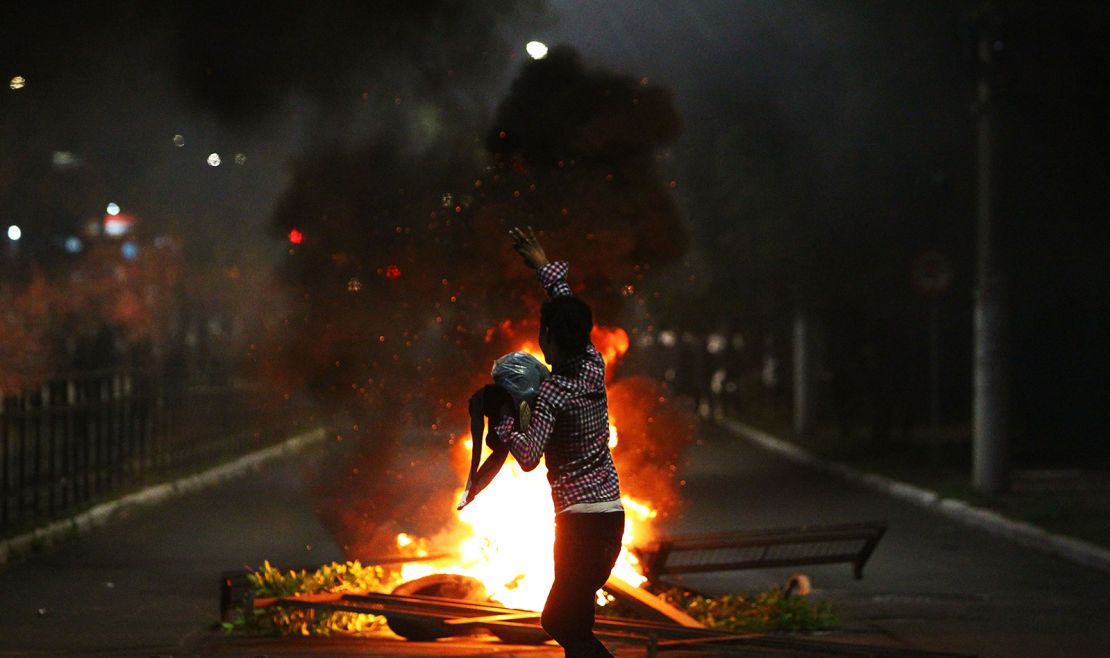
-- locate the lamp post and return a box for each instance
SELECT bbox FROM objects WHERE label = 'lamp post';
[972,2,1009,494]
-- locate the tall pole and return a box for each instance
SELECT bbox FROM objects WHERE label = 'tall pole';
[973,3,1009,493]
[793,303,816,438]
[929,298,941,428]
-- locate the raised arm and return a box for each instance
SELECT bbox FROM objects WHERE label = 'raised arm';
[510,226,571,298]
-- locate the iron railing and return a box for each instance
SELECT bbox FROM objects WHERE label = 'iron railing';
[0,369,305,536]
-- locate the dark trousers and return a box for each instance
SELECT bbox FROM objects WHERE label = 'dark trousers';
[541,511,625,657]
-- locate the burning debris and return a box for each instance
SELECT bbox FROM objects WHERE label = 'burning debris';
[384,330,662,612]
[233,559,839,641]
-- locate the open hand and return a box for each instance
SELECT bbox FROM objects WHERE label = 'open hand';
[510,226,549,270]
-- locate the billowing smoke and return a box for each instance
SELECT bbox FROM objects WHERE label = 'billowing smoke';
[1,0,694,553]
[267,47,690,556]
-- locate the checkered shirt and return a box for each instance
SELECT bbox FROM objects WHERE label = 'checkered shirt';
[496,261,622,513]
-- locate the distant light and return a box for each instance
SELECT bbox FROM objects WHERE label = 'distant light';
[234,153,246,165]
[121,241,139,260]
[106,202,121,215]
[52,151,80,169]
[526,41,548,60]
[9,76,25,90]
[385,264,402,279]
[65,236,83,253]
[707,334,727,354]
[173,134,185,147]
[207,153,221,166]
[288,229,303,245]
[6,225,21,241]
[658,330,676,348]
[104,214,134,237]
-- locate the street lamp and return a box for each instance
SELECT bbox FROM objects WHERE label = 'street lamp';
[6,225,21,241]
[526,41,548,60]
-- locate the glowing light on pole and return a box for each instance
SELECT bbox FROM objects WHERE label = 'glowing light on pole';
[6,225,21,241]
[525,41,548,60]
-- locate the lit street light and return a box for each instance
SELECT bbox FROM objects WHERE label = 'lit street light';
[6,225,21,241]
[526,41,548,60]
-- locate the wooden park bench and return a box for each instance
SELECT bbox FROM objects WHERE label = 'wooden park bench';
[634,521,887,582]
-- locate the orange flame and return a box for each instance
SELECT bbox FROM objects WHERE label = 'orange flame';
[393,330,655,611]
[591,325,630,370]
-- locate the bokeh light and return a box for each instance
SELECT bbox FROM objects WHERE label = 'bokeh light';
[6,225,21,241]
[9,76,25,90]
[207,153,221,166]
[104,215,132,237]
[52,151,79,169]
[106,202,121,215]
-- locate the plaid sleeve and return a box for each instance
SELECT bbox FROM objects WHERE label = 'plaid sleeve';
[538,261,572,298]
[495,382,561,471]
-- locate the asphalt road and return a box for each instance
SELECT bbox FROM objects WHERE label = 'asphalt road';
[668,421,1110,658]
[0,453,346,657]
[1,422,1108,657]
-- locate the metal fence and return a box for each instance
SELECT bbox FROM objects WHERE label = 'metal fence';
[0,369,303,536]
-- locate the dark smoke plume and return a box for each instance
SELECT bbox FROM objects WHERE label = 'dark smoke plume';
[267,47,689,556]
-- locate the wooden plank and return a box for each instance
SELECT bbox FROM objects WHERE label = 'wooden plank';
[603,575,704,628]
[253,592,344,608]
[657,633,761,647]
[443,611,540,626]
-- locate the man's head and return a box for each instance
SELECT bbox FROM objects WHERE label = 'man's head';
[539,295,593,363]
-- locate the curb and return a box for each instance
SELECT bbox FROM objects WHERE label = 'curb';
[0,426,327,566]
[719,418,1110,575]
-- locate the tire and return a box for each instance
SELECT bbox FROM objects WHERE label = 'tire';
[386,574,490,641]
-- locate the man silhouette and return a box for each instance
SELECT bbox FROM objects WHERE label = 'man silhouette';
[495,226,625,657]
